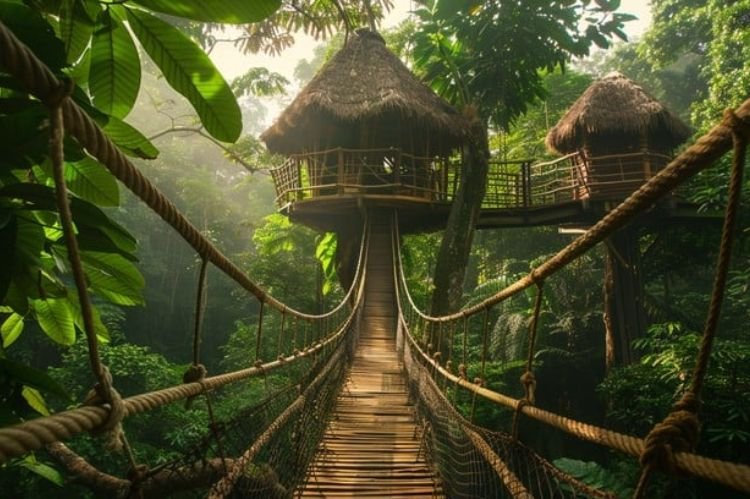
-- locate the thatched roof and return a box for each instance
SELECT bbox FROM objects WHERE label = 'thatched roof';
[261,29,466,155]
[546,72,691,154]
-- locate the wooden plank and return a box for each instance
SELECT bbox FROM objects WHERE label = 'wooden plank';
[297,226,442,498]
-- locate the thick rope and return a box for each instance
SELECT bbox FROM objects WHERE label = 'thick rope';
[0,20,366,323]
[398,98,750,325]
[48,82,129,453]
[208,345,346,498]
[633,109,749,498]
[512,283,543,440]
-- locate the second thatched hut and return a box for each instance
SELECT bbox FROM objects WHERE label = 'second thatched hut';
[546,72,691,200]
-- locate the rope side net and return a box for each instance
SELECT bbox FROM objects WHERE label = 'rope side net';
[394,101,750,497]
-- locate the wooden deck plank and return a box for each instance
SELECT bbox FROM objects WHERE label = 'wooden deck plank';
[297,223,442,498]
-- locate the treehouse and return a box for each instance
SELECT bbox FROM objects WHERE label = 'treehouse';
[262,28,467,232]
[545,72,691,201]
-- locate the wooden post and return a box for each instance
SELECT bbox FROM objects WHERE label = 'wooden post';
[337,147,344,194]
[603,225,647,371]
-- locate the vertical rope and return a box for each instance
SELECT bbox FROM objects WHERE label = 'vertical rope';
[47,80,125,448]
[255,300,266,362]
[512,283,544,440]
[633,109,749,498]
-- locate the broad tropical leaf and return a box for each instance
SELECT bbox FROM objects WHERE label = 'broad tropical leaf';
[59,0,99,63]
[32,298,76,345]
[130,0,281,23]
[68,293,110,342]
[90,9,141,118]
[19,456,64,487]
[101,114,159,159]
[81,251,145,306]
[125,7,242,142]
[0,357,70,399]
[63,157,120,206]
[1,312,24,347]
[0,184,137,255]
[21,386,50,416]
[0,1,66,71]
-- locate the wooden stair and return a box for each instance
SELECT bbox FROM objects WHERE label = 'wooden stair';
[297,218,442,498]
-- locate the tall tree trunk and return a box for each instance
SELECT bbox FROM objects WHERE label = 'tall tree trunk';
[430,117,489,316]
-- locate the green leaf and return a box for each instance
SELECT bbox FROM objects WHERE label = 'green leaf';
[64,157,120,206]
[19,455,64,487]
[129,0,280,23]
[0,1,66,71]
[125,7,242,142]
[81,251,145,306]
[101,114,159,159]
[22,386,50,416]
[1,312,24,347]
[0,216,16,302]
[68,293,110,342]
[1,183,137,255]
[59,0,98,64]
[90,9,141,118]
[0,100,49,172]
[32,298,76,345]
[0,357,70,400]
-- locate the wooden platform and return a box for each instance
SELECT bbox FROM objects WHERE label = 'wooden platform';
[297,220,442,498]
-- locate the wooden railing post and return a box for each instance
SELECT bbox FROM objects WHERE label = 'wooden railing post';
[337,147,344,194]
[393,148,401,191]
[522,161,532,208]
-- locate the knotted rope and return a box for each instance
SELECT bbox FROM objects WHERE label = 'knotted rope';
[634,109,748,498]
[513,283,544,440]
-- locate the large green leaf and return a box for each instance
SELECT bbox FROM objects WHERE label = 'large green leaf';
[90,9,141,118]
[130,0,280,23]
[19,455,64,487]
[0,1,66,71]
[0,215,16,302]
[0,357,70,399]
[68,293,110,342]
[22,386,50,416]
[0,183,137,255]
[101,114,159,159]
[59,0,99,64]
[1,312,24,347]
[31,298,76,345]
[81,251,145,306]
[125,7,242,142]
[64,157,120,206]
[0,100,49,172]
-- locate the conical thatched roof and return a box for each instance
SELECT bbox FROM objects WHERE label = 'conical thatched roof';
[546,72,691,154]
[261,29,466,155]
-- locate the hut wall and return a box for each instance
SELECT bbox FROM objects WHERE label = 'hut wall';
[582,133,661,200]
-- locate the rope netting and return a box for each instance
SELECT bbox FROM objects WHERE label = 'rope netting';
[393,101,750,496]
[0,18,368,497]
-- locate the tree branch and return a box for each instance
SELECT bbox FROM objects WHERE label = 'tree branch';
[148,126,266,174]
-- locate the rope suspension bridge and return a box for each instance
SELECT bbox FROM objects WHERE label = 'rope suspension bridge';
[2,20,750,498]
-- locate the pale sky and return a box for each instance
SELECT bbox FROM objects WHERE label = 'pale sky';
[211,0,653,82]
[209,0,653,129]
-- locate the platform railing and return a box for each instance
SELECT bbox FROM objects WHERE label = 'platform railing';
[270,148,675,210]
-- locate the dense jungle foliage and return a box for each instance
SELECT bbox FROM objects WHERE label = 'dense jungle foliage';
[0,0,748,497]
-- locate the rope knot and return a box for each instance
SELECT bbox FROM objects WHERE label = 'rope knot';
[182,363,207,384]
[278,354,286,363]
[723,108,750,139]
[254,359,264,370]
[458,363,467,379]
[127,463,149,485]
[473,377,484,387]
[639,392,701,475]
[45,77,74,109]
[432,351,442,362]
[520,370,537,404]
[445,360,453,373]
[84,366,125,452]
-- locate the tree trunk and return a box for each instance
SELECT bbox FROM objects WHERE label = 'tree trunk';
[603,226,646,370]
[430,117,489,317]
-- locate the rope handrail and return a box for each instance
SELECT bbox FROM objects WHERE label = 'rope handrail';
[0,308,357,463]
[398,311,750,493]
[398,98,750,324]
[0,20,364,322]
